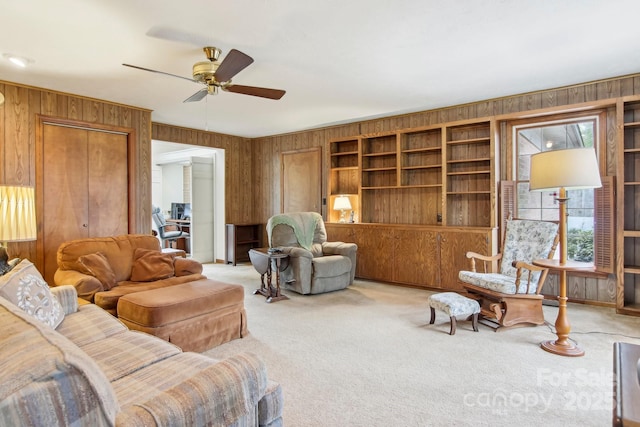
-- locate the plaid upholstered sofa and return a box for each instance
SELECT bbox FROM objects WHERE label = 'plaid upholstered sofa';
[0,269,283,426]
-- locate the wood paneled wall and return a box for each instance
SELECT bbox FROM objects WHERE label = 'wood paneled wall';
[251,126,359,221]
[251,74,640,306]
[0,80,151,266]
[4,73,640,306]
[253,75,640,223]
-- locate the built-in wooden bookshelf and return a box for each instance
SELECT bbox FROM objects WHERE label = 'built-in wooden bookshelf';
[618,98,640,315]
[361,133,398,189]
[328,138,360,223]
[328,118,496,228]
[445,121,492,227]
[400,127,443,188]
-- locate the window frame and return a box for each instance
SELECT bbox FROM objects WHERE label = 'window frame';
[504,109,609,273]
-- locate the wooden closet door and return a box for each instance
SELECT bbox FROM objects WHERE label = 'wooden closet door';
[43,125,90,283]
[41,124,128,283]
[88,131,128,237]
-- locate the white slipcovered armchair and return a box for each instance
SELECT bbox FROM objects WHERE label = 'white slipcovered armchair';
[267,212,357,295]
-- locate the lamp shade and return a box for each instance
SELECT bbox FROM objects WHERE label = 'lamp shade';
[333,195,352,210]
[0,185,37,242]
[529,148,602,191]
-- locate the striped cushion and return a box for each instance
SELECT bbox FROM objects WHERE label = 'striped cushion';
[114,352,267,426]
[81,331,181,382]
[50,285,79,315]
[55,303,127,347]
[0,298,118,426]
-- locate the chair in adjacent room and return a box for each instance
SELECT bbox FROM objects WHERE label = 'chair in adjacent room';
[152,205,190,253]
[458,219,559,330]
[267,211,357,295]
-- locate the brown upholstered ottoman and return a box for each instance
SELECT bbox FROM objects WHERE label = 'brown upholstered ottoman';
[117,279,248,352]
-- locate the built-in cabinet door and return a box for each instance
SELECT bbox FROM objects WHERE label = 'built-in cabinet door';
[40,123,128,283]
[439,230,491,291]
[392,229,438,287]
[323,224,355,245]
[354,225,394,281]
[324,223,495,291]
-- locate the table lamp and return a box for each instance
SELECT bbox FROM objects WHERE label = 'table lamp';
[529,147,601,356]
[0,185,37,275]
[333,196,352,223]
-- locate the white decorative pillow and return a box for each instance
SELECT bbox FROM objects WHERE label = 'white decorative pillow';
[0,259,64,329]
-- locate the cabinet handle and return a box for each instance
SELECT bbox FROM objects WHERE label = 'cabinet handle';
[82,224,88,228]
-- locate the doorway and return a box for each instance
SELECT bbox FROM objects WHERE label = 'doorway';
[152,140,225,263]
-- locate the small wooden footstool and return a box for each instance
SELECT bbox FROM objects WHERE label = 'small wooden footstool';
[427,292,480,335]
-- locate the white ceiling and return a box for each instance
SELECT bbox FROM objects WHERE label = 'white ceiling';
[2,0,639,138]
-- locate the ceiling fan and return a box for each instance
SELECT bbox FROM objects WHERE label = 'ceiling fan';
[123,47,286,103]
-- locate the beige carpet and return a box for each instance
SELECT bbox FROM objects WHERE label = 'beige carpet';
[201,263,640,427]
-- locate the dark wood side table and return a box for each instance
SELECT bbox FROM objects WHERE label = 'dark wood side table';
[248,248,290,303]
[532,258,595,357]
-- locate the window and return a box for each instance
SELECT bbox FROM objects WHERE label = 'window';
[514,116,598,262]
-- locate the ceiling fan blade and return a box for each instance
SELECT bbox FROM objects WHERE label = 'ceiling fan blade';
[224,84,286,100]
[215,49,254,82]
[183,88,208,103]
[122,64,196,83]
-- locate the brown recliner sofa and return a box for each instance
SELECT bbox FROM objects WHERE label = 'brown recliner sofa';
[53,234,248,351]
[54,234,205,314]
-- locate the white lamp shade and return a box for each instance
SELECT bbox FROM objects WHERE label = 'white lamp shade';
[0,186,37,242]
[333,196,352,210]
[529,148,602,191]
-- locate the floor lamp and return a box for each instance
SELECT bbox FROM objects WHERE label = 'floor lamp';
[529,148,602,357]
[0,186,37,275]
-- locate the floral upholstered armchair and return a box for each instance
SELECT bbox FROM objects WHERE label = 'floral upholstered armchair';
[458,219,559,330]
[267,212,357,295]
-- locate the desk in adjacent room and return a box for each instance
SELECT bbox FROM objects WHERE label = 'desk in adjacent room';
[167,219,190,252]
